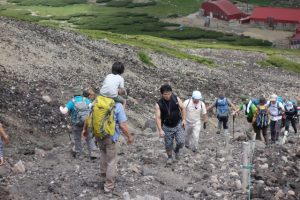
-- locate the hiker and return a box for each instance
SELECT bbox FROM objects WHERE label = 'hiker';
[100,62,127,104]
[82,96,134,194]
[207,94,237,135]
[267,94,285,144]
[59,86,97,159]
[0,123,9,166]
[284,100,298,134]
[183,90,207,152]
[83,87,96,102]
[233,96,259,140]
[252,97,269,144]
[155,84,186,164]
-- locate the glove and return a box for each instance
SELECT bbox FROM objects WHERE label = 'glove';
[59,106,68,114]
[203,122,207,129]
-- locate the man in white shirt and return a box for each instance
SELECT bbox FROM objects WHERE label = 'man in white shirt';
[183,91,208,152]
[268,94,285,144]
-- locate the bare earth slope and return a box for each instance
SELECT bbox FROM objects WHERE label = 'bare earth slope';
[0,17,299,200]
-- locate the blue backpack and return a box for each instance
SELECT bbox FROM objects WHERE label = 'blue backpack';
[71,97,90,126]
[256,105,269,128]
[251,98,260,106]
[216,98,229,117]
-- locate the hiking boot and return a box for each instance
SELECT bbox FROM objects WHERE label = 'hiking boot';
[90,151,98,160]
[175,152,181,160]
[166,158,173,165]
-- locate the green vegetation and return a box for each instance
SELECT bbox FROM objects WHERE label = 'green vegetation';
[138,51,155,66]
[238,0,300,7]
[8,0,87,7]
[96,0,112,3]
[260,56,300,73]
[0,0,299,71]
[106,0,156,8]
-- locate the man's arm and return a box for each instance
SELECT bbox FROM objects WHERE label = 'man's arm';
[0,124,9,145]
[155,103,164,137]
[119,122,134,144]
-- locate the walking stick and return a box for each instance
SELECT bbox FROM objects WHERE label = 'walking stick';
[233,115,235,139]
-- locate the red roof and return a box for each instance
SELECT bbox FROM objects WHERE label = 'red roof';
[210,0,242,16]
[291,33,300,40]
[250,7,300,24]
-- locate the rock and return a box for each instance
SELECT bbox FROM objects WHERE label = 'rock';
[142,166,156,176]
[35,147,46,158]
[259,163,268,170]
[12,160,26,173]
[210,175,219,184]
[0,165,10,176]
[281,156,288,163]
[287,190,295,196]
[235,179,242,189]
[42,95,52,103]
[186,186,193,193]
[123,192,131,200]
[144,119,156,132]
[255,140,266,149]
[229,172,239,178]
[275,189,285,199]
[233,132,247,141]
[193,193,201,199]
[161,191,193,200]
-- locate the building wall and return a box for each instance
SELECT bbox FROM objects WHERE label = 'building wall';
[250,20,298,31]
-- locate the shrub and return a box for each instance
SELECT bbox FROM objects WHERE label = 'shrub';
[96,0,112,3]
[8,0,87,7]
[138,51,155,66]
[264,56,300,73]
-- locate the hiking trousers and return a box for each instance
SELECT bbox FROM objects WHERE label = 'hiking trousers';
[254,125,268,144]
[217,116,229,133]
[270,120,282,142]
[285,117,298,133]
[185,122,201,151]
[0,138,3,158]
[96,137,118,192]
[162,122,185,151]
[71,125,97,154]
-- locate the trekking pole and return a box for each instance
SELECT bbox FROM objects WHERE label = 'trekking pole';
[232,115,235,139]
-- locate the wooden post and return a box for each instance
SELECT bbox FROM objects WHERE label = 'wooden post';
[242,142,250,192]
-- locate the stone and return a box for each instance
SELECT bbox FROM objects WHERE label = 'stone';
[142,166,156,176]
[12,160,26,173]
[35,147,46,158]
[144,119,157,132]
[255,140,266,149]
[235,179,242,189]
[287,190,295,196]
[229,172,239,178]
[259,163,268,170]
[0,165,10,177]
[281,156,288,163]
[275,189,285,199]
[42,95,52,103]
[123,192,131,200]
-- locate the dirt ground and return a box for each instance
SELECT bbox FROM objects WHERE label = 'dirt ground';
[0,17,299,200]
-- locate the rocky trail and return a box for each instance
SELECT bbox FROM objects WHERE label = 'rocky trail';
[0,17,300,200]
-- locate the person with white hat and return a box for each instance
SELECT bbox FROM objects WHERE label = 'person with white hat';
[267,94,285,144]
[183,91,208,152]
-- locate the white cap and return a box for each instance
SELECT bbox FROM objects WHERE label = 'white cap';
[192,91,202,100]
[270,94,277,101]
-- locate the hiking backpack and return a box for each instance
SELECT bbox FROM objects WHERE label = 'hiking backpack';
[268,101,282,117]
[216,98,229,117]
[251,98,260,106]
[72,97,90,126]
[88,96,116,138]
[256,105,269,128]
